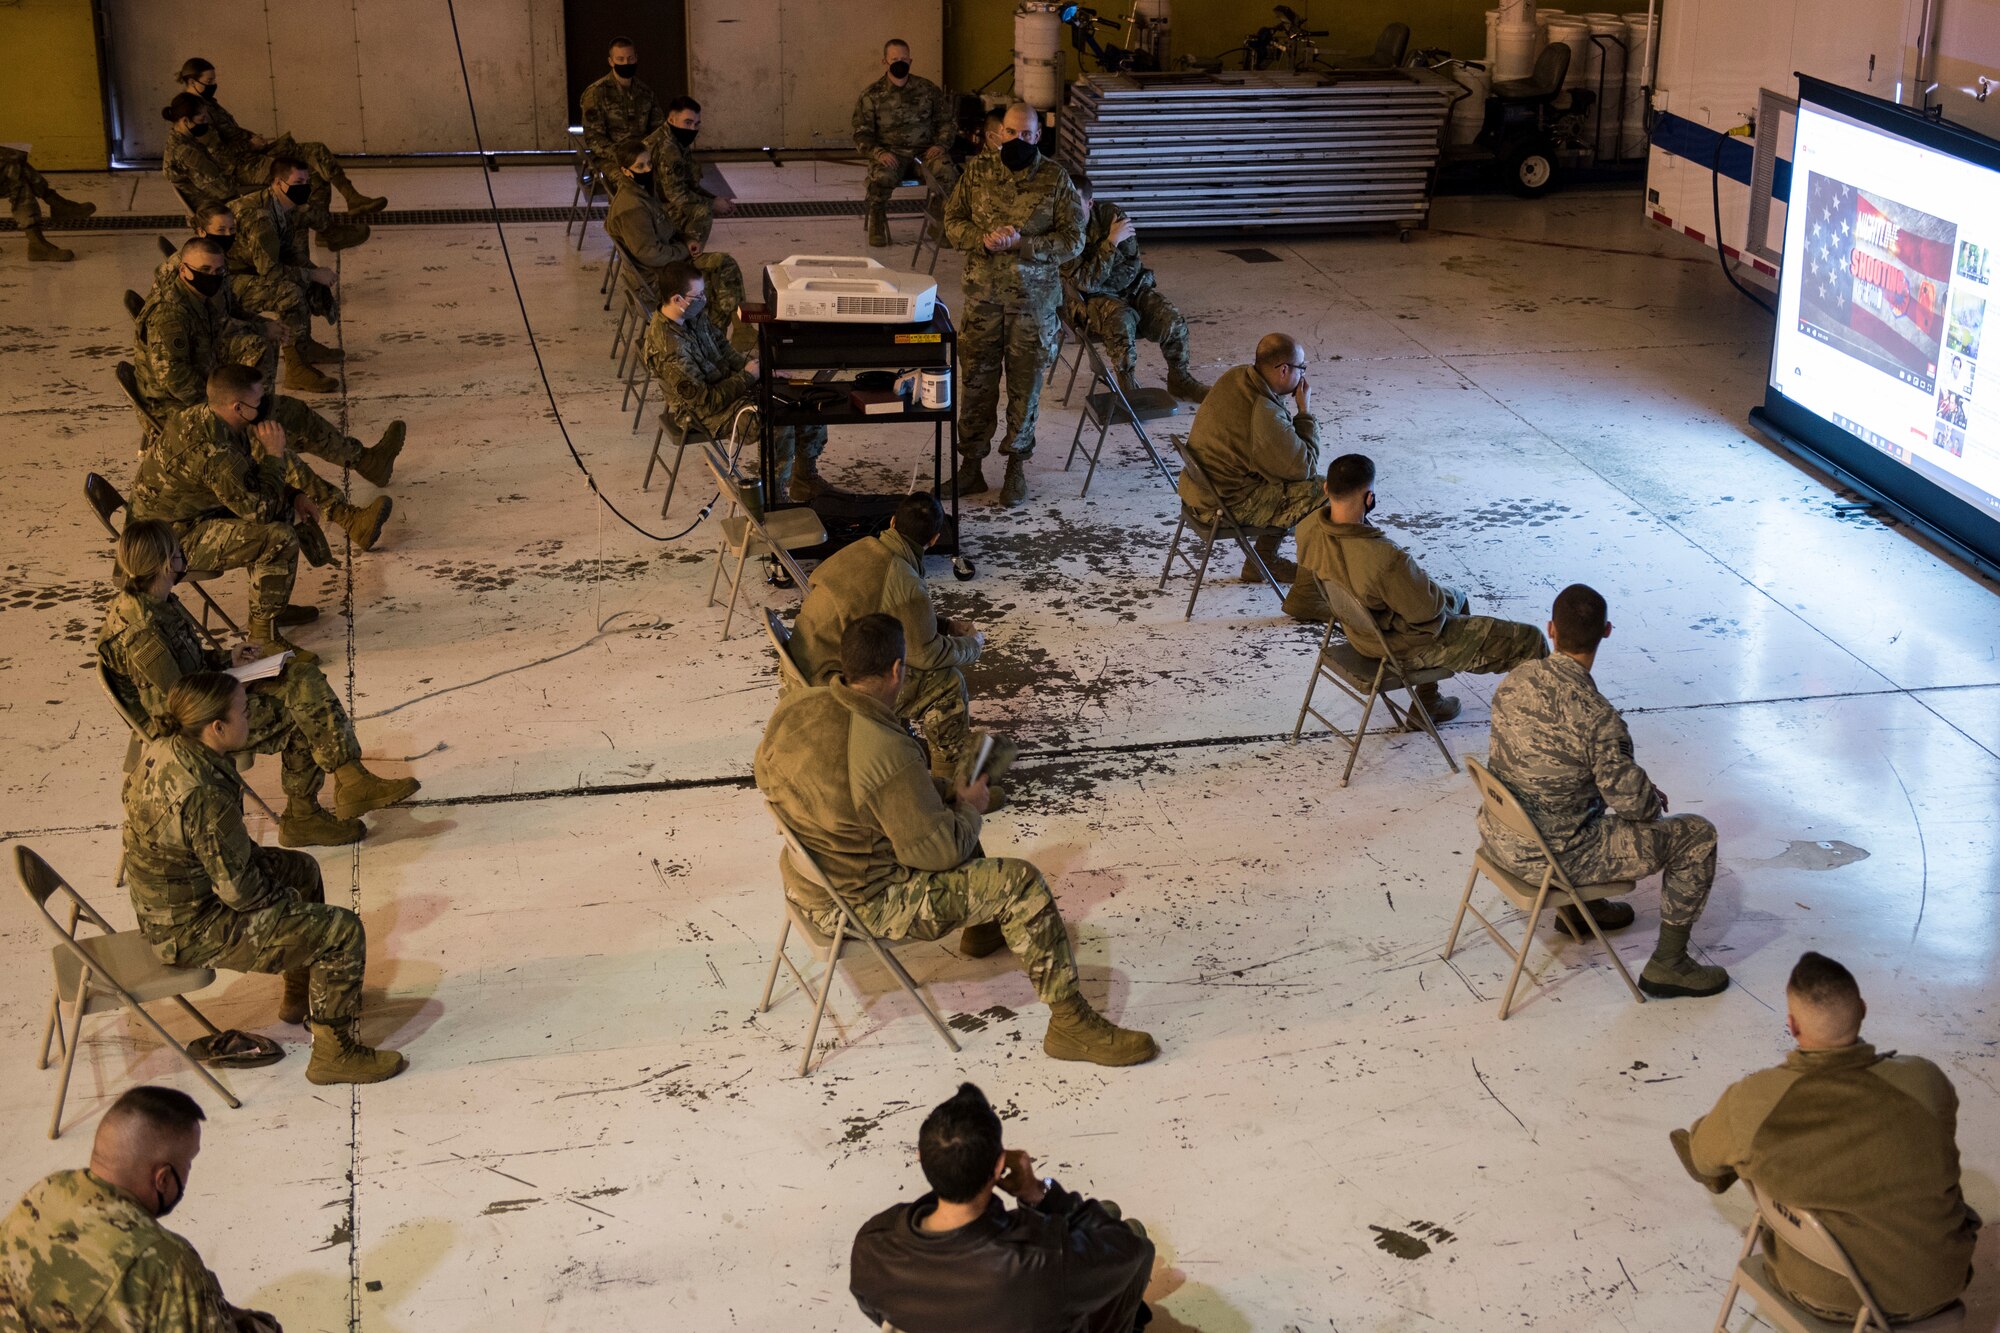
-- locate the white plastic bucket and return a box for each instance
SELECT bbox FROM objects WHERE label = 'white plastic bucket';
[1544,18,1592,87]
[1494,21,1539,80]
[1496,0,1536,21]
[1015,7,1063,111]
[1485,9,1501,64]
[1449,62,1492,144]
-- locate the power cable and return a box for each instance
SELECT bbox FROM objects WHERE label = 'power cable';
[1710,130,1776,316]
[443,0,714,541]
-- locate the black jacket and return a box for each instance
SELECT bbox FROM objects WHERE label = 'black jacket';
[850,1182,1154,1332]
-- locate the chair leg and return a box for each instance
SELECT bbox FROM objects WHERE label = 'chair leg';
[630,372,651,433]
[1442,863,1480,959]
[1079,421,1110,497]
[1133,422,1174,488]
[1063,408,1088,472]
[1291,639,1332,742]
[1157,514,1189,591]
[707,538,730,607]
[660,438,689,517]
[758,915,792,1011]
[243,785,279,828]
[1400,687,1461,774]
[720,546,750,640]
[858,933,962,1054]
[170,995,225,1037]
[1340,678,1383,788]
[50,992,86,1138]
[643,425,666,490]
[1046,329,1067,386]
[799,923,845,1077]
[125,998,242,1110]
[37,985,64,1070]
[1497,883,1552,1020]
[1567,888,1647,1005]
[1061,343,1086,405]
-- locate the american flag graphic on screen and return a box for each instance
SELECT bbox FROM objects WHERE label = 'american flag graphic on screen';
[1797,172,1957,393]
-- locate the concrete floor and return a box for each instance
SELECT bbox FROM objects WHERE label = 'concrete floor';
[2,161,1997,1331]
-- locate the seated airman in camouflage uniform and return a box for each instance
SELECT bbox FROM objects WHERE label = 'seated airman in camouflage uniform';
[1178,332,1323,583]
[0,143,93,262]
[853,38,957,248]
[644,263,827,501]
[580,37,665,190]
[123,673,407,1082]
[756,614,1157,1066]
[643,96,737,248]
[0,1086,284,1330]
[230,157,359,388]
[942,103,1086,506]
[1065,172,1209,403]
[1287,454,1548,722]
[1482,583,1729,998]
[130,364,397,660]
[177,56,387,215]
[143,205,315,369]
[161,93,365,253]
[790,494,987,778]
[101,521,419,849]
[604,140,744,343]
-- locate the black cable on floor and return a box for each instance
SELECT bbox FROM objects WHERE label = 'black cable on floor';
[443,0,712,542]
[1710,131,1776,316]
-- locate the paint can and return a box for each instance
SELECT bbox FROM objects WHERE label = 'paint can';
[919,368,952,410]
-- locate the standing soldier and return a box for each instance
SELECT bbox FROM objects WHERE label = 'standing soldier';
[1,144,93,262]
[942,103,1085,507]
[580,37,665,190]
[1482,584,1730,998]
[852,38,956,248]
[1066,171,1209,403]
[645,96,739,248]
[175,56,388,216]
[122,672,408,1083]
[604,140,744,343]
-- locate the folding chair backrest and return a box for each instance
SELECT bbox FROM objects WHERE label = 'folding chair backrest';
[1750,1186,1885,1325]
[84,473,126,538]
[113,364,160,435]
[763,610,809,690]
[610,235,661,306]
[1176,450,1222,512]
[16,846,118,946]
[1314,575,1394,661]
[1464,756,1561,862]
[98,661,148,736]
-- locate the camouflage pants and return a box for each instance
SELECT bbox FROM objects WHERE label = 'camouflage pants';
[1501,813,1718,929]
[1283,586,1551,677]
[154,848,366,1023]
[863,151,953,214]
[1227,477,1325,531]
[222,331,279,393]
[960,299,1058,462]
[245,656,361,802]
[695,400,826,496]
[1080,280,1191,377]
[0,146,50,229]
[174,516,298,623]
[810,858,1081,1006]
[898,665,972,776]
[272,394,366,470]
[229,270,314,340]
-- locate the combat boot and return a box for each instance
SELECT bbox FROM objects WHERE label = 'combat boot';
[306,1021,407,1085]
[279,797,366,848]
[320,220,370,251]
[278,970,311,1025]
[298,335,345,365]
[1166,365,1211,403]
[1043,994,1158,1066]
[1554,898,1636,939]
[958,922,1008,958]
[1115,366,1145,400]
[24,227,73,262]
[1240,533,1295,584]
[999,456,1029,507]
[1638,923,1729,998]
[45,192,95,219]
[336,177,388,215]
[276,603,320,626]
[952,455,989,496]
[331,762,421,821]
[1410,682,1461,726]
[352,421,406,487]
[865,209,891,248]
[788,454,829,502]
[281,345,339,394]
[248,617,319,666]
[334,495,393,551]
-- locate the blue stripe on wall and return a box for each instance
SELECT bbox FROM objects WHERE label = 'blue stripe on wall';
[1651,111,1792,198]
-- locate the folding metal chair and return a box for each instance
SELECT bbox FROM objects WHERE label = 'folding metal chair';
[1713,1183,1967,1333]
[83,473,239,648]
[167,181,202,226]
[756,804,962,1076]
[909,159,951,275]
[1044,287,1091,407]
[1064,336,1179,496]
[566,128,606,251]
[1442,756,1645,1020]
[642,410,716,518]
[1290,575,1458,786]
[17,846,240,1139]
[1156,452,1288,619]
[701,443,826,641]
[114,361,163,451]
[763,609,810,694]
[97,663,279,828]
[122,289,146,321]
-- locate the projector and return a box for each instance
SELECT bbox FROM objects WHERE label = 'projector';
[763,255,937,324]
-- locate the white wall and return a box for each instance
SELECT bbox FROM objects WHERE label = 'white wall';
[105,0,569,159]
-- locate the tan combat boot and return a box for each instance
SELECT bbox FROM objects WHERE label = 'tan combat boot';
[306,1021,407,1085]
[958,922,1007,958]
[278,970,311,1025]
[248,615,319,666]
[1410,682,1461,726]
[281,345,339,394]
[1638,924,1730,999]
[998,456,1029,507]
[336,176,388,214]
[279,797,366,848]
[45,192,95,220]
[331,762,421,821]
[1166,365,1211,403]
[351,421,406,487]
[25,227,73,262]
[298,335,345,365]
[952,456,989,496]
[335,495,393,551]
[1043,994,1158,1066]
[320,220,370,251]
[1240,533,1295,584]
[865,203,891,248]
[788,454,829,503]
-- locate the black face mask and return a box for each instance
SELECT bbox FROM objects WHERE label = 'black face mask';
[189,122,210,138]
[668,124,697,148]
[252,392,274,423]
[998,139,1037,171]
[184,267,225,297]
[613,62,639,80]
[284,181,313,206]
[628,168,654,191]
[889,60,911,80]
[199,83,218,100]
[155,1165,185,1219]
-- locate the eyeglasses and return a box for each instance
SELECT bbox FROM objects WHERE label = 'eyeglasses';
[1282,363,1308,373]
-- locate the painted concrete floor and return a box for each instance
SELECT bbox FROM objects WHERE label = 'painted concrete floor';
[2,162,1998,1332]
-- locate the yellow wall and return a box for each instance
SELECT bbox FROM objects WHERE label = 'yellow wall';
[944,0,1493,95]
[0,0,106,169]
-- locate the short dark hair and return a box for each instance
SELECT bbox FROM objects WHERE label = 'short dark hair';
[193,202,232,230]
[840,612,905,682]
[1325,453,1374,499]
[984,105,1006,125]
[891,492,944,547]
[181,236,228,266]
[267,154,309,185]
[917,1083,1003,1203]
[207,362,264,401]
[162,92,207,124]
[657,261,702,301]
[107,1085,206,1136]
[884,38,911,56]
[614,138,649,171]
[1788,951,1860,1008]
[608,36,636,54]
[176,57,215,82]
[1070,169,1093,196]
[1550,584,1609,653]
[668,96,703,116]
